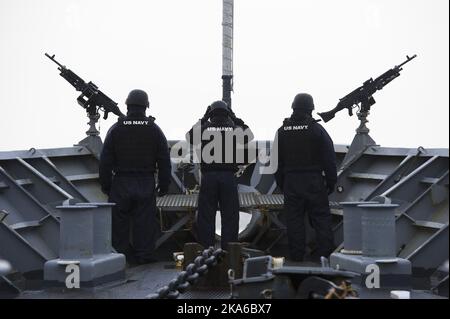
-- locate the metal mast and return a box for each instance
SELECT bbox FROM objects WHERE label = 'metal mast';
[222,0,234,108]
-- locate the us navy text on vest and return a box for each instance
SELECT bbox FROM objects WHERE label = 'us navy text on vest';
[123,120,149,125]
[283,125,309,131]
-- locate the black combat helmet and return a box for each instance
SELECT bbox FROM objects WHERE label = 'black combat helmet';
[209,100,230,116]
[292,93,315,111]
[125,89,150,108]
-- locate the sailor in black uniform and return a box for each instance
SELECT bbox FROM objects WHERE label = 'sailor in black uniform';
[99,89,171,264]
[274,93,337,261]
[186,101,252,249]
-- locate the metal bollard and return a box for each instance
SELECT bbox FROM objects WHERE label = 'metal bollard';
[58,204,97,260]
[340,201,378,254]
[75,202,115,254]
[44,202,125,287]
[358,204,399,257]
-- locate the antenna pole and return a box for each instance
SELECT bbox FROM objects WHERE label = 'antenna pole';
[222,0,234,108]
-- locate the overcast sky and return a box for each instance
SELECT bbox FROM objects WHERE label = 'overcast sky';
[0,0,448,151]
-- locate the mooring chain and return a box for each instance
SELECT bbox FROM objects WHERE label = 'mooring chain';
[146,247,226,299]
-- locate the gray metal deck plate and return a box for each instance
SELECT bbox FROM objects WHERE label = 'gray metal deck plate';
[157,193,341,210]
[15,261,446,299]
[239,192,259,208]
[156,193,260,209]
[17,262,231,299]
[180,289,230,299]
[18,262,179,299]
[257,194,284,207]
[157,194,198,209]
[352,285,447,299]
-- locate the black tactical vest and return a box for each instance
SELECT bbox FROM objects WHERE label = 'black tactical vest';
[278,116,322,172]
[111,115,159,173]
[200,117,240,172]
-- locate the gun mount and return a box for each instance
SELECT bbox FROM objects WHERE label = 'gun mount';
[318,55,417,169]
[45,53,125,156]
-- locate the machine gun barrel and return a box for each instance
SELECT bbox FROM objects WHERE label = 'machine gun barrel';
[45,53,65,69]
[397,54,417,69]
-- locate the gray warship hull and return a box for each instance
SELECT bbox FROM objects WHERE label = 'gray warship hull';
[0,0,448,301]
[0,139,448,299]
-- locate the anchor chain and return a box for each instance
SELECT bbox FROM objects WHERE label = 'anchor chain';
[146,247,226,299]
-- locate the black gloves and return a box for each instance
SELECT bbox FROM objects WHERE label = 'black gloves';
[327,184,335,195]
[157,185,168,197]
[101,185,111,196]
[231,116,245,127]
[229,110,246,128]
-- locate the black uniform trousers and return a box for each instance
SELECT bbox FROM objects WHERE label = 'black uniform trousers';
[197,171,239,250]
[283,171,334,261]
[109,174,157,262]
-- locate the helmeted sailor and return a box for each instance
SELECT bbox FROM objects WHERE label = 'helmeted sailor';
[99,89,171,264]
